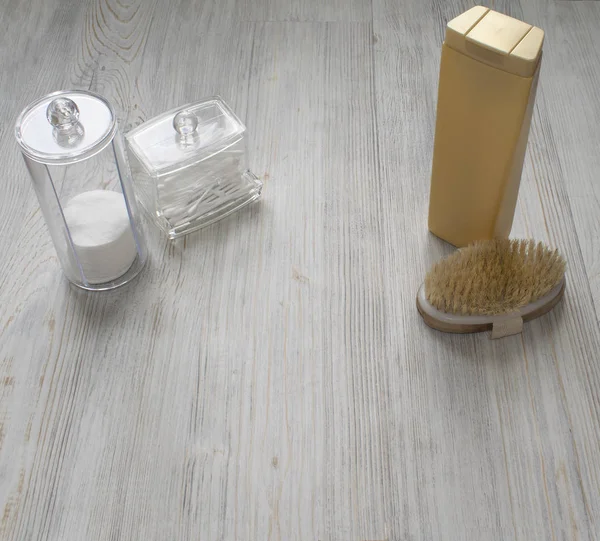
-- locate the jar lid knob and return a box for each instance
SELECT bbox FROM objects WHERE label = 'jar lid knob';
[47,97,80,130]
[173,110,199,137]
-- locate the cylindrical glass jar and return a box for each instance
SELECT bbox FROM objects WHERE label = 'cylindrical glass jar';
[15,90,146,290]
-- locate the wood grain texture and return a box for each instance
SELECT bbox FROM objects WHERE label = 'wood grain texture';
[520,0,600,319]
[372,0,600,539]
[1,0,599,540]
[240,0,372,22]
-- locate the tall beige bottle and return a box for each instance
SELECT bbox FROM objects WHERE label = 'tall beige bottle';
[428,6,544,247]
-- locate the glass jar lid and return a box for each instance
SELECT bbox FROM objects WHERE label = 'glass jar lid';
[15,90,117,165]
[125,96,246,176]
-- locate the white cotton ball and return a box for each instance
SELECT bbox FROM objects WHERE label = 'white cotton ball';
[63,190,137,284]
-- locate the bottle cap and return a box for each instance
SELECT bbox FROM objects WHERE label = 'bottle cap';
[445,6,544,77]
[15,90,117,164]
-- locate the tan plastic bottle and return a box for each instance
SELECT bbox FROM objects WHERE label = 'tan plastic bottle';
[428,6,544,247]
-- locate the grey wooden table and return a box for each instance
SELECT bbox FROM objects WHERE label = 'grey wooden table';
[1,0,600,539]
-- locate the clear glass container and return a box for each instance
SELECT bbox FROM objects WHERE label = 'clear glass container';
[125,96,262,239]
[15,90,147,291]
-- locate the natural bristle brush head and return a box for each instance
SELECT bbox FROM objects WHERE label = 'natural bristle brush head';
[424,239,566,317]
[417,239,566,337]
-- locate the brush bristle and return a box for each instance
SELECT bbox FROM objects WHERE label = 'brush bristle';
[424,239,566,316]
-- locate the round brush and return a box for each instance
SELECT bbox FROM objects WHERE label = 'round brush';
[417,239,566,338]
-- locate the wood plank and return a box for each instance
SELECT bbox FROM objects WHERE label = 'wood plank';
[372,0,600,539]
[372,3,515,536]
[0,0,170,538]
[504,4,600,536]
[0,1,91,539]
[519,0,600,318]
[0,0,250,537]
[243,21,390,540]
[240,0,372,22]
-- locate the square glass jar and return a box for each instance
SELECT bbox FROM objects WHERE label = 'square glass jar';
[125,97,262,239]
